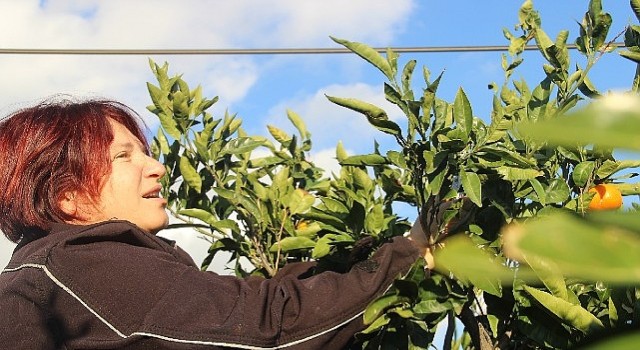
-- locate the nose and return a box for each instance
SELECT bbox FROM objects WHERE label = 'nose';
[145,155,167,179]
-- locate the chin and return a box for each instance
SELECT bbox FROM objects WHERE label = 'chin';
[149,217,170,235]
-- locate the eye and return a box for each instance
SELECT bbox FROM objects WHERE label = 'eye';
[113,151,130,160]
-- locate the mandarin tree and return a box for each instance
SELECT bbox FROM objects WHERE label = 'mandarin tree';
[148,1,640,348]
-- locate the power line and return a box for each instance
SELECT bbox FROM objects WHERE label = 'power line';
[0,43,626,55]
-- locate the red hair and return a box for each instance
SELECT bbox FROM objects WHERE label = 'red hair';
[0,97,149,242]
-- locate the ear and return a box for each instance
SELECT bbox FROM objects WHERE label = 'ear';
[58,192,78,217]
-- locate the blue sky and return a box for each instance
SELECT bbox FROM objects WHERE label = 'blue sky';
[0,0,636,274]
[1,1,637,347]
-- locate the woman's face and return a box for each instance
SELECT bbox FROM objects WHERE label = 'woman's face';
[80,119,169,233]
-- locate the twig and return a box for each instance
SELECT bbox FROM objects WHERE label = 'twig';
[443,310,456,350]
[459,294,495,350]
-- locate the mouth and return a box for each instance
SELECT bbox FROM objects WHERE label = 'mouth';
[142,186,163,200]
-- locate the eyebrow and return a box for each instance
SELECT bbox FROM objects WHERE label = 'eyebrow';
[112,140,145,152]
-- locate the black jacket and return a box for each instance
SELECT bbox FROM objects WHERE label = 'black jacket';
[0,221,419,349]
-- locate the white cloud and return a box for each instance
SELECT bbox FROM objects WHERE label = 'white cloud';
[0,1,413,48]
[247,0,414,46]
[0,54,258,130]
[0,0,415,125]
[309,147,341,178]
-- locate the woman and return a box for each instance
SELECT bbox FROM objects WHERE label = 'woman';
[0,97,440,349]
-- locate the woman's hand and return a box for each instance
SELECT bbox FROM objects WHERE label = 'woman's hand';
[406,196,476,269]
[406,218,435,268]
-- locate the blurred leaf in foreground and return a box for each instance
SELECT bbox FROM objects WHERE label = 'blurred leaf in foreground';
[521,92,640,150]
[510,210,640,284]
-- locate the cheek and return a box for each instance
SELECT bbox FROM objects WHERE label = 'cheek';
[106,167,141,193]
[98,176,130,209]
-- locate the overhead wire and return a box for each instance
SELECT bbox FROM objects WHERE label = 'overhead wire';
[0,43,626,55]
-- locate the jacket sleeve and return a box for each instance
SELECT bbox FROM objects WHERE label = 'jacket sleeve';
[48,233,420,349]
[0,268,56,350]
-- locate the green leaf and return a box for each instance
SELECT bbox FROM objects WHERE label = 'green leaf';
[596,159,640,179]
[364,203,384,235]
[363,293,410,325]
[319,197,349,214]
[547,34,569,70]
[582,332,640,349]
[156,112,181,140]
[386,150,407,168]
[286,109,309,139]
[302,207,346,230]
[270,236,316,253]
[340,154,388,166]
[178,156,202,192]
[578,74,600,98]
[221,137,264,155]
[518,0,535,26]
[267,125,291,145]
[545,179,570,204]
[459,171,482,207]
[249,156,284,168]
[326,95,402,136]
[528,78,552,122]
[360,313,391,335]
[587,209,640,233]
[588,0,603,20]
[530,178,547,205]
[517,211,640,283]
[434,235,522,296]
[179,209,240,234]
[413,299,453,314]
[311,236,331,259]
[453,88,473,139]
[535,29,554,62]
[214,188,261,216]
[620,49,640,64]
[592,13,613,51]
[401,59,417,98]
[557,147,581,162]
[147,82,171,114]
[572,161,595,187]
[331,36,395,81]
[608,297,618,327]
[497,166,544,181]
[428,166,448,196]
[178,208,214,223]
[352,167,373,191]
[632,0,640,22]
[208,219,240,232]
[479,145,537,168]
[614,182,640,195]
[423,71,444,115]
[524,255,569,302]
[423,150,448,173]
[523,286,604,333]
[311,233,353,259]
[154,128,170,155]
[295,221,322,237]
[287,189,315,215]
[335,141,348,162]
[172,90,190,117]
[522,94,640,150]
[272,167,292,200]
